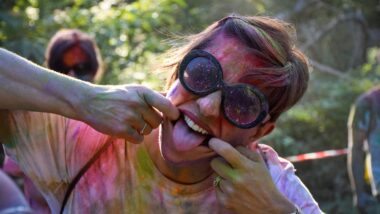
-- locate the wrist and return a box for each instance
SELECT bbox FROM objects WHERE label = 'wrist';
[62,79,97,121]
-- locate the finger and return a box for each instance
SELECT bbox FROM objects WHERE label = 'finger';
[211,157,238,181]
[236,146,265,164]
[218,177,234,194]
[123,112,148,133]
[138,122,152,136]
[141,89,180,121]
[209,138,248,168]
[139,106,163,129]
[215,187,232,209]
[215,187,227,203]
[123,124,144,144]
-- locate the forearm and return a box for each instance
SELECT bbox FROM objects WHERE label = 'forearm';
[0,48,93,120]
[347,129,367,196]
[0,47,179,140]
[348,146,366,195]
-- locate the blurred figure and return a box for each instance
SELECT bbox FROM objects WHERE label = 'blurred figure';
[2,28,103,213]
[45,29,104,83]
[0,170,32,213]
[348,51,380,214]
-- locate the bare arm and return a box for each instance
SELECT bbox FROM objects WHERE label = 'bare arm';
[0,48,89,117]
[347,127,367,199]
[347,102,374,209]
[0,48,179,142]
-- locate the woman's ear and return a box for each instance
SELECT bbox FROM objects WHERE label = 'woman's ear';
[261,122,275,136]
[249,122,275,141]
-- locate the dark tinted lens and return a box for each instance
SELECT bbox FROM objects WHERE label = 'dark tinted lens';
[72,63,93,76]
[223,86,262,126]
[50,63,70,75]
[182,57,219,93]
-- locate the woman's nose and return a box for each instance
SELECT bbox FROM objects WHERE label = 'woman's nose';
[196,90,222,117]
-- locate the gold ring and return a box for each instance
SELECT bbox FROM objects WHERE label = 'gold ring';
[140,123,148,135]
[213,176,222,188]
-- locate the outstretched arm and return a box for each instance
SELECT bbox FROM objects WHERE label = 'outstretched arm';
[0,48,179,142]
[348,127,372,209]
[0,48,89,116]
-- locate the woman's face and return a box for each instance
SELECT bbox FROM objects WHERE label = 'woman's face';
[61,45,96,82]
[159,34,267,165]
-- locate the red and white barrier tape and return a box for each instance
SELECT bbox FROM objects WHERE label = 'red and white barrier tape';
[285,148,348,162]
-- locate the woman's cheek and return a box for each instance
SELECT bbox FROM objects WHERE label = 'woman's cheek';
[166,80,188,106]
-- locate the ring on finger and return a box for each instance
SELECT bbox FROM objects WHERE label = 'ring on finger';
[213,176,222,189]
[140,123,148,135]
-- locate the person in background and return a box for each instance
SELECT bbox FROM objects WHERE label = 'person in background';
[0,15,322,213]
[2,29,103,214]
[348,50,380,214]
[45,28,104,83]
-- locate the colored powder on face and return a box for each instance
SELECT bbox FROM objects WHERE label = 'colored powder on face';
[167,84,178,98]
[62,45,89,67]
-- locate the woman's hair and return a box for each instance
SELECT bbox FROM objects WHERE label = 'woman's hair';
[163,15,309,122]
[45,29,104,83]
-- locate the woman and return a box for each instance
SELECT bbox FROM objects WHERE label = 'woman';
[0,15,321,213]
[45,28,104,83]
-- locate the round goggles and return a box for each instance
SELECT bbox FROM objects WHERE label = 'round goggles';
[178,49,269,129]
[59,62,94,76]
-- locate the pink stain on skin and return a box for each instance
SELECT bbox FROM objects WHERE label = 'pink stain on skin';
[205,34,265,84]
[167,83,178,98]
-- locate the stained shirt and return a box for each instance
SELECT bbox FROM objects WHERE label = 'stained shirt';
[1,111,322,214]
[348,87,380,195]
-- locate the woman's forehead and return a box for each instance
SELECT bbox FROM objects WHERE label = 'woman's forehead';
[203,34,264,80]
[62,45,89,67]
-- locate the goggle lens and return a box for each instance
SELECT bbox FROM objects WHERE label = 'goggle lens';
[182,57,219,93]
[223,86,262,126]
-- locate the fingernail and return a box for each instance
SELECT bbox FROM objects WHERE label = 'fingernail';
[208,138,217,149]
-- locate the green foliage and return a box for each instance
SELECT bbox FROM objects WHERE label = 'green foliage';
[0,0,188,88]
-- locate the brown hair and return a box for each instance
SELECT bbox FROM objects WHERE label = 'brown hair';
[163,15,309,122]
[45,29,104,83]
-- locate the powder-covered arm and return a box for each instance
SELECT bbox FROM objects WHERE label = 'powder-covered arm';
[0,48,93,117]
[0,48,179,142]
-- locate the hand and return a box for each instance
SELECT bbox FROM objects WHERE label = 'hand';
[209,138,296,214]
[77,84,179,143]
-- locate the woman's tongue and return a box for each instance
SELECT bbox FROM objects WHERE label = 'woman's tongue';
[172,119,207,151]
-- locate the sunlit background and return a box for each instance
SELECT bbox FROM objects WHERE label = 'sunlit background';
[1,0,380,213]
